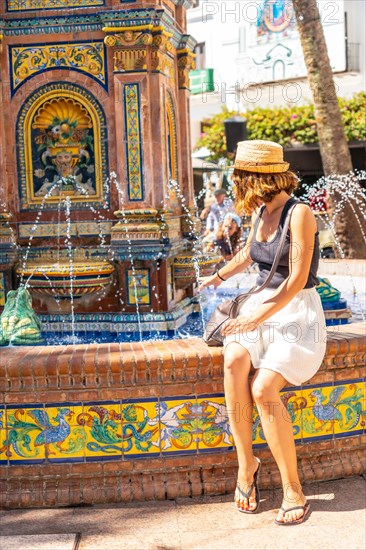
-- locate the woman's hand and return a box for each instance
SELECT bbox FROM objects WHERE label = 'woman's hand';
[221,316,259,336]
[197,273,221,293]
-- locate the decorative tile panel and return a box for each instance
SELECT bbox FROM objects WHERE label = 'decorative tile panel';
[4,14,102,36]
[82,402,123,460]
[123,83,144,201]
[0,273,5,307]
[159,397,198,454]
[6,0,105,11]
[16,82,108,211]
[5,405,46,464]
[44,403,85,462]
[18,221,112,239]
[333,381,365,436]
[166,89,178,183]
[10,41,107,96]
[122,398,160,458]
[2,380,364,464]
[126,268,151,306]
[0,406,6,464]
[196,396,234,451]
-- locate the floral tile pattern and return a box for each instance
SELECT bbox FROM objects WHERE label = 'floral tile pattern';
[6,0,104,11]
[2,380,365,464]
[10,41,106,95]
[196,396,234,451]
[159,397,198,454]
[122,399,160,457]
[82,402,123,460]
[5,406,46,463]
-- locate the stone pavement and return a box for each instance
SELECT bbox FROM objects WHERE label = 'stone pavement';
[0,476,365,550]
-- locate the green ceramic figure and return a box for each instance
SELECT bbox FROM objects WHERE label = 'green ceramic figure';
[316,277,341,302]
[0,287,43,346]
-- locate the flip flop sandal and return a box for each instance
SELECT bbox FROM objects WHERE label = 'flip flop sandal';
[274,500,311,526]
[234,457,261,514]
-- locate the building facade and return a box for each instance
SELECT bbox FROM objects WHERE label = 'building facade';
[188,0,366,149]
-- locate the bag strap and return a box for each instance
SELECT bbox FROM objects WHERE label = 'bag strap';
[233,200,299,306]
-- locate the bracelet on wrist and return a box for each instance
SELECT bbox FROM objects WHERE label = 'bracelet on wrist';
[216,270,227,282]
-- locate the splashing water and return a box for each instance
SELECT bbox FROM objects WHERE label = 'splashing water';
[6,165,365,346]
[64,196,76,342]
[110,171,144,339]
[302,170,366,321]
[166,178,207,332]
[20,183,59,284]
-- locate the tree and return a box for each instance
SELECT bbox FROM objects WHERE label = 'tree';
[292,0,365,258]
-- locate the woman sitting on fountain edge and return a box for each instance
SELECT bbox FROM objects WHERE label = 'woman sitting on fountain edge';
[198,140,327,526]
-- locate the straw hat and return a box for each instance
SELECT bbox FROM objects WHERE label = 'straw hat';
[234,140,289,173]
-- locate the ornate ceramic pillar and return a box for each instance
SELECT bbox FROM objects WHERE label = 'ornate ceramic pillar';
[104,6,199,315]
[1,0,206,331]
[177,35,199,236]
[0,27,16,308]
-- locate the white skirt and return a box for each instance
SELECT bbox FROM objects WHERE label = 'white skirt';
[223,287,327,386]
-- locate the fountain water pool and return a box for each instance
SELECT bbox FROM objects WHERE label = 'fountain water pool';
[25,271,364,346]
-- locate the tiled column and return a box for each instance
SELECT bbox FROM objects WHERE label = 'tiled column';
[177,39,201,237]
[177,36,196,209]
[105,28,170,211]
[0,34,17,308]
[105,23,189,314]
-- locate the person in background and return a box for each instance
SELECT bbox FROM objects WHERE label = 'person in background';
[205,188,235,233]
[212,213,244,262]
[202,188,236,246]
[199,197,215,224]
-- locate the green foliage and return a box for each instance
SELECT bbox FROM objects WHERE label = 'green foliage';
[196,107,237,162]
[194,92,366,161]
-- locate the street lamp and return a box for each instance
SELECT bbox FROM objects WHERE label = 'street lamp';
[224,116,248,155]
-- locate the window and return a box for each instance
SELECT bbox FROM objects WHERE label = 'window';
[194,42,206,70]
[239,27,246,54]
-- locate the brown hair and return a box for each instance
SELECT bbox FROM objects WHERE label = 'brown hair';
[232,169,299,216]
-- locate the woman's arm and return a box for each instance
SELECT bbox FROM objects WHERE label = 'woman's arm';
[222,204,317,334]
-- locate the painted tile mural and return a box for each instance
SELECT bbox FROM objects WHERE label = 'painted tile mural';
[17,83,108,210]
[0,273,5,307]
[6,0,105,11]
[196,396,234,451]
[123,83,144,201]
[127,269,151,305]
[10,41,106,95]
[122,398,160,458]
[0,406,6,464]
[158,397,199,454]
[1,380,365,464]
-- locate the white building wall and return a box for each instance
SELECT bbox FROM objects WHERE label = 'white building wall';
[188,0,366,150]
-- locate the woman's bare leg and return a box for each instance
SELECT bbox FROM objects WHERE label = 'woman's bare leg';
[251,368,307,523]
[224,343,259,511]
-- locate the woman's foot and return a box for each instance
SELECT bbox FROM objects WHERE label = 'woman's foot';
[275,489,309,524]
[234,456,261,512]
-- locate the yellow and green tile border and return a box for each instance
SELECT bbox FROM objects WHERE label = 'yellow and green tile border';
[1,379,364,465]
